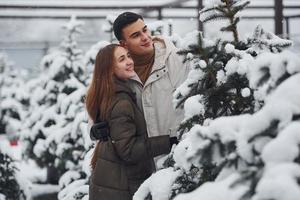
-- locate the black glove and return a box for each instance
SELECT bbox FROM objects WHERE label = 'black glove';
[90,121,110,141]
[169,137,179,147]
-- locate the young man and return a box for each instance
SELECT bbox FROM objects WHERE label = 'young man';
[113,12,189,139]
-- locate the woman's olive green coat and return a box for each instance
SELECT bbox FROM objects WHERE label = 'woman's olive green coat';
[89,79,171,200]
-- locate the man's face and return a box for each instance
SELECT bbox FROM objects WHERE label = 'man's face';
[120,19,154,56]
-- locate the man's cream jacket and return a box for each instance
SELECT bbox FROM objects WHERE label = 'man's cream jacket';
[129,36,190,138]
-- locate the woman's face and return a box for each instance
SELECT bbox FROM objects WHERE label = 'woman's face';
[113,46,135,80]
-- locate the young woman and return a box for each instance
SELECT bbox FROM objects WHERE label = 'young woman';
[86,44,176,200]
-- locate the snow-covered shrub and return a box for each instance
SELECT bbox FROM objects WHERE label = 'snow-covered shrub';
[0,152,26,200]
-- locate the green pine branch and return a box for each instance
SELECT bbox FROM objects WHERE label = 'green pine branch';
[201,13,227,23]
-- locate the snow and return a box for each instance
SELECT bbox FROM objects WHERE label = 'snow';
[216,69,227,85]
[133,167,181,200]
[59,171,82,188]
[248,50,300,89]
[253,164,300,200]
[225,48,253,76]
[241,87,250,97]
[250,24,293,52]
[81,148,93,176]
[262,122,300,164]
[58,179,89,200]
[173,173,248,200]
[224,43,235,54]
[29,184,60,197]
[173,134,194,170]
[16,159,47,183]
[183,95,205,120]
[198,60,207,69]
[45,123,72,146]
[33,139,46,158]
[57,83,85,114]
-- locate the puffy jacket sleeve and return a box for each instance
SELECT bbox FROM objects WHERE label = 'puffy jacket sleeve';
[109,99,171,164]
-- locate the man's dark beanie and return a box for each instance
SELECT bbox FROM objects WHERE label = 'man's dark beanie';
[113,12,143,41]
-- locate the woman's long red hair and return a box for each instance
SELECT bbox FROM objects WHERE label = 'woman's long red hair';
[85,44,119,169]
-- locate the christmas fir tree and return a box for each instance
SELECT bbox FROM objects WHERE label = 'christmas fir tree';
[0,53,29,140]
[57,39,111,200]
[0,152,26,200]
[133,0,297,199]
[22,15,87,184]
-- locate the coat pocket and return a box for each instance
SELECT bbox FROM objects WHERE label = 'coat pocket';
[92,158,128,190]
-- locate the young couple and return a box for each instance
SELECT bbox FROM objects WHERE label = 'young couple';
[86,12,189,200]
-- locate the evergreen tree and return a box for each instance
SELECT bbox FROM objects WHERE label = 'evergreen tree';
[0,152,26,200]
[199,0,250,43]
[22,15,87,183]
[0,52,9,134]
[147,20,181,46]
[57,40,111,200]
[148,20,164,36]
[57,149,93,200]
[133,1,294,199]
[83,40,110,78]
[0,54,29,138]
[0,53,6,74]
[102,15,116,42]
[168,49,300,200]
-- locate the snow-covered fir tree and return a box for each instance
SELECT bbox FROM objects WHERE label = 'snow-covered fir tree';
[57,149,93,200]
[0,152,26,200]
[147,20,182,46]
[83,40,110,76]
[168,45,300,200]
[102,15,116,42]
[57,40,111,200]
[0,52,10,134]
[0,54,29,139]
[133,1,297,199]
[22,15,88,184]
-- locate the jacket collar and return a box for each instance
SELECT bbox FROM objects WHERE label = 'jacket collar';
[128,36,177,86]
[114,77,137,103]
[151,36,175,72]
